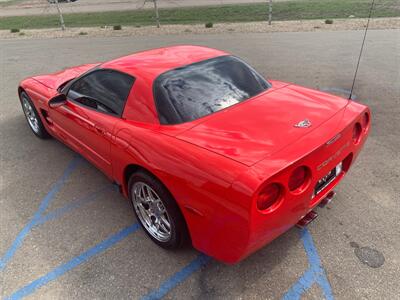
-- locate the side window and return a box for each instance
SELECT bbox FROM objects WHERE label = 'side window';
[68,69,134,116]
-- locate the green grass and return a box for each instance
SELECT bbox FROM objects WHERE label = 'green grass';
[0,0,25,7]
[0,0,399,30]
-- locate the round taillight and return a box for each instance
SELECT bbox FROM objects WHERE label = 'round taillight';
[353,122,362,144]
[257,183,282,211]
[362,112,370,129]
[288,166,310,192]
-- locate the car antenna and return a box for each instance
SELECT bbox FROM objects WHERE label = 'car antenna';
[349,0,375,100]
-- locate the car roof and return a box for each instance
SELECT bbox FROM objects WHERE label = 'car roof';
[101,45,228,81]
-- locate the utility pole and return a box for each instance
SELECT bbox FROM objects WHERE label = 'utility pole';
[54,0,65,31]
[268,0,272,25]
[153,0,160,28]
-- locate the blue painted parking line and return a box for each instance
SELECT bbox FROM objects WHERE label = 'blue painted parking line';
[0,156,82,271]
[282,228,334,300]
[35,186,113,226]
[5,223,140,300]
[2,156,333,300]
[141,253,211,300]
[141,228,333,300]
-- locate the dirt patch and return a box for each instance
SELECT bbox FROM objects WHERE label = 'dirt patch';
[1,17,399,40]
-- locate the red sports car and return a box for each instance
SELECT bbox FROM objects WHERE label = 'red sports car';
[18,45,370,263]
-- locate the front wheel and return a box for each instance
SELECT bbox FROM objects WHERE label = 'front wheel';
[128,171,188,249]
[20,91,50,139]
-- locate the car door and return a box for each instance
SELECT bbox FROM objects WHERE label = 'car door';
[49,69,135,177]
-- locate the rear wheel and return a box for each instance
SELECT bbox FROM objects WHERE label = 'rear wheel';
[128,171,188,249]
[19,91,50,139]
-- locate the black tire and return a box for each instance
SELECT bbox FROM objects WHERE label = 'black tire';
[128,171,189,249]
[19,91,51,139]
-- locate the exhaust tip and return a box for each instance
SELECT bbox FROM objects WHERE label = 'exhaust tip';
[326,191,336,200]
[296,191,336,229]
[296,210,318,228]
[319,190,336,208]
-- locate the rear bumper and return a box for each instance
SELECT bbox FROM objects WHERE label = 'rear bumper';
[203,101,370,264]
[245,163,349,261]
[245,102,370,262]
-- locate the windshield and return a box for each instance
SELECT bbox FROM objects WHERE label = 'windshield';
[58,78,74,92]
[60,64,101,94]
[154,55,270,125]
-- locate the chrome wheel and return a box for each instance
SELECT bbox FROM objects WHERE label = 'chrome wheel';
[132,182,172,242]
[22,95,40,133]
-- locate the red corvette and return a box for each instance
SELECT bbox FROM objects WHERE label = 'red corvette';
[18,45,370,263]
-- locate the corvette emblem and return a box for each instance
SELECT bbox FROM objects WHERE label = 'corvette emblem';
[294,119,312,128]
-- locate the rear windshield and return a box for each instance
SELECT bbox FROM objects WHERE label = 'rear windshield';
[154,55,270,124]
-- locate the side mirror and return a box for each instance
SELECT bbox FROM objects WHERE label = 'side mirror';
[48,94,67,108]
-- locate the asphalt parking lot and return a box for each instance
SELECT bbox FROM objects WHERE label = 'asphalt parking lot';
[1,29,399,299]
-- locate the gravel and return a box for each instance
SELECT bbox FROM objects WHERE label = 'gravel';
[1,17,399,40]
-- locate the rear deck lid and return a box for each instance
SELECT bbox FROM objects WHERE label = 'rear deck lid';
[176,83,349,166]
